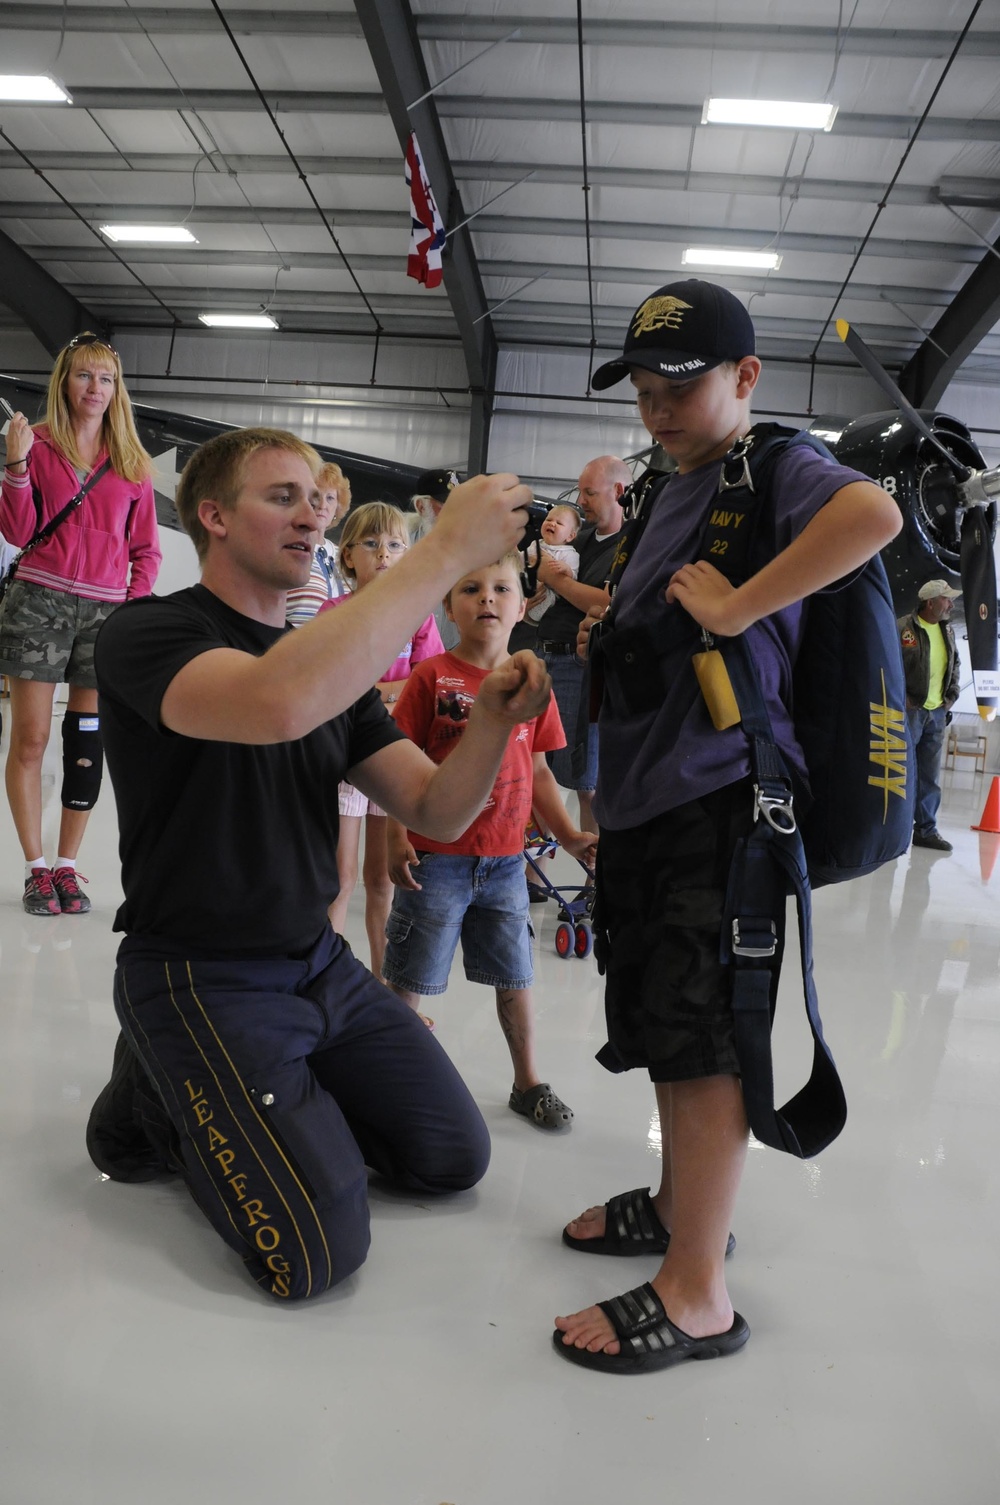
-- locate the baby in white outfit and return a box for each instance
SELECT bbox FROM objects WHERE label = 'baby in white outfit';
[525,504,581,625]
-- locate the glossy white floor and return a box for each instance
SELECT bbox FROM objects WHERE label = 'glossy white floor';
[2,708,999,1505]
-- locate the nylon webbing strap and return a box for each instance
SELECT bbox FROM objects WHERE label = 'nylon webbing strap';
[723,634,848,1157]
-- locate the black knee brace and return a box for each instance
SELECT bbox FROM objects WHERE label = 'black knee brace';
[61,711,104,811]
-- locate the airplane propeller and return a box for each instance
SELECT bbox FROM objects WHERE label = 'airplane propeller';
[836,319,999,721]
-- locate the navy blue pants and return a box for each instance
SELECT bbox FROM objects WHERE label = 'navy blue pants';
[111,928,491,1300]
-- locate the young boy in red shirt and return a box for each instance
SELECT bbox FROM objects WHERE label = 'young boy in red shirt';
[382,551,597,1128]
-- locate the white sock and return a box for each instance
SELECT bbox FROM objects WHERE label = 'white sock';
[55,856,76,871]
[25,859,46,880]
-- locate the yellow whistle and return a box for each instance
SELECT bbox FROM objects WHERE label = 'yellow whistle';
[693,648,741,731]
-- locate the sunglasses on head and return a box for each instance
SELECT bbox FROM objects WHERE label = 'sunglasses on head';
[66,332,120,361]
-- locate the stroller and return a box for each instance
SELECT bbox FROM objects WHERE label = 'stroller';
[523,819,595,958]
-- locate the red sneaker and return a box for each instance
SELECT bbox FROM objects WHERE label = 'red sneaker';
[23,867,62,917]
[52,866,92,915]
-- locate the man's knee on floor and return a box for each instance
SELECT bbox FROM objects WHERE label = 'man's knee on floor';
[408,1112,491,1194]
[255,1198,371,1301]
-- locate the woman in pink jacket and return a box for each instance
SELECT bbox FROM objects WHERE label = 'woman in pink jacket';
[0,333,161,916]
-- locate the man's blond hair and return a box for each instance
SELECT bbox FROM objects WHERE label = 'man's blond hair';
[175,427,321,561]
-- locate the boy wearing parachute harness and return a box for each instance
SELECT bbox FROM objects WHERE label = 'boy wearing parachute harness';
[552,279,902,1374]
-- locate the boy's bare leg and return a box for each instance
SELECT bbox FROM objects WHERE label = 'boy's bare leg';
[361,814,393,978]
[555,1074,747,1353]
[562,1084,675,1242]
[387,980,435,1030]
[496,987,541,1091]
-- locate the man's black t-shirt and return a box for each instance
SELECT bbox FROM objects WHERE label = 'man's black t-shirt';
[537,524,623,645]
[95,584,405,955]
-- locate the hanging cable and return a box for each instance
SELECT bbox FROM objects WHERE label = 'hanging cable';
[0,125,183,329]
[809,0,984,363]
[576,0,598,393]
[207,0,383,335]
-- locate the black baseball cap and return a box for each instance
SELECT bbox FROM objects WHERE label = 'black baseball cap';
[591,279,756,391]
[412,468,461,502]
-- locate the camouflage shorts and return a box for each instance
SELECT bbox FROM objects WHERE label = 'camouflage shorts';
[0,578,119,687]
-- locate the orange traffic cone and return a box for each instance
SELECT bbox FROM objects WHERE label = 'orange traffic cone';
[979,831,1000,882]
[972,775,1000,833]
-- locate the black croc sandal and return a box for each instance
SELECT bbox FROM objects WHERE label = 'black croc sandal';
[562,1186,735,1258]
[552,1281,750,1374]
[509,1082,573,1130]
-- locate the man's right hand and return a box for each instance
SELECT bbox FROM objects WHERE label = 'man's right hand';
[433,472,533,572]
[576,603,608,661]
[3,413,33,466]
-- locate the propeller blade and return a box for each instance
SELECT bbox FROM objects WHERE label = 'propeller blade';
[835,320,972,482]
[960,507,998,721]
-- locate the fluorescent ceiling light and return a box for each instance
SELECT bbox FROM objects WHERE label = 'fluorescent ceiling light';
[704,98,838,131]
[199,313,279,329]
[683,247,782,271]
[101,224,198,244]
[0,74,70,102]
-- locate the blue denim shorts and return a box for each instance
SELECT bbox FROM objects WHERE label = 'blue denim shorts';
[382,852,533,996]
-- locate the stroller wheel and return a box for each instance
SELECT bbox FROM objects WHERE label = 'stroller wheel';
[555,922,574,958]
[574,921,593,959]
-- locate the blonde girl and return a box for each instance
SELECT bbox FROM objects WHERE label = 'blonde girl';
[322,502,443,989]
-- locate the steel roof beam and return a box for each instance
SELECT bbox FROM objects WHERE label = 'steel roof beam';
[20,90,1000,143]
[0,151,932,208]
[0,226,107,354]
[898,232,1000,406]
[415,17,1000,57]
[4,202,985,265]
[3,7,997,57]
[56,263,954,311]
[0,5,364,32]
[353,0,496,473]
[0,151,991,210]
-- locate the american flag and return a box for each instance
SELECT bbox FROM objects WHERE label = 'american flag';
[405,132,446,289]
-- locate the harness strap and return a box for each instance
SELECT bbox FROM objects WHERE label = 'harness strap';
[723,628,847,1157]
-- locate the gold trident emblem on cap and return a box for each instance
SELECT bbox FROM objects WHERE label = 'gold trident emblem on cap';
[632,295,693,337]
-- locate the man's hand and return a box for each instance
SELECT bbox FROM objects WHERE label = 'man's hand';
[562,829,598,868]
[3,412,33,466]
[576,603,607,660]
[387,828,422,890]
[666,560,749,636]
[537,555,572,588]
[474,649,552,726]
[433,472,533,574]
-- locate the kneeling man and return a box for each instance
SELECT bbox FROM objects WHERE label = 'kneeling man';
[87,427,544,1300]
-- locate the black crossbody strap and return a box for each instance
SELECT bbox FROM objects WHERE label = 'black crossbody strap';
[5,457,113,577]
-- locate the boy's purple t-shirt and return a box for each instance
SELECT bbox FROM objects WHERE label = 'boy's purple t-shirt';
[593,443,874,832]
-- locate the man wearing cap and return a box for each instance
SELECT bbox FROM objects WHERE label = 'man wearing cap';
[898,581,962,852]
[549,279,901,1375]
[412,468,462,649]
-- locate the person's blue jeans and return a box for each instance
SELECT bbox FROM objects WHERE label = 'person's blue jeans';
[906,704,947,836]
[544,649,598,790]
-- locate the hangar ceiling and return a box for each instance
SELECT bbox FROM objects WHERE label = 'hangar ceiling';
[1,0,1000,467]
